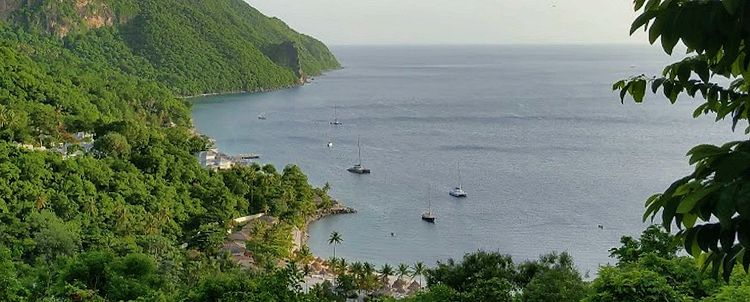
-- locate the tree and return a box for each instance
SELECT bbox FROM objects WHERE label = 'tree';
[428,251,516,292]
[413,262,427,288]
[328,231,342,260]
[397,263,411,281]
[585,266,684,302]
[379,263,394,286]
[464,277,513,302]
[520,252,588,302]
[296,245,314,265]
[0,248,24,302]
[615,0,750,279]
[93,132,131,158]
[609,225,680,265]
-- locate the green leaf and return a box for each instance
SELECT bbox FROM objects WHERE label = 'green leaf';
[663,80,674,100]
[693,103,708,118]
[686,144,723,165]
[682,213,698,229]
[648,16,663,44]
[677,63,691,82]
[685,227,701,256]
[714,152,750,182]
[631,11,658,34]
[612,80,625,91]
[676,185,719,214]
[661,31,679,55]
[695,60,710,83]
[629,79,647,103]
[651,78,665,93]
[715,185,738,228]
[634,0,646,10]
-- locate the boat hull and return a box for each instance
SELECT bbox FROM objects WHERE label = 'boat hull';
[449,191,467,198]
[421,216,436,223]
[347,167,370,174]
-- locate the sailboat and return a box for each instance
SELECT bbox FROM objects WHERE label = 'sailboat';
[330,106,343,125]
[449,162,467,197]
[421,187,436,223]
[347,137,370,174]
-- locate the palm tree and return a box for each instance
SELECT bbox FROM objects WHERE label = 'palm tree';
[297,245,313,265]
[362,262,376,293]
[350,261,364,294]
[328,231,343,259]
[397,263,411,281]
[335,258,348,275]
[412,262,427,288]
[379,263,394,286]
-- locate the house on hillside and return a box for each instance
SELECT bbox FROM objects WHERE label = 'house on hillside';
[197,148,236,170]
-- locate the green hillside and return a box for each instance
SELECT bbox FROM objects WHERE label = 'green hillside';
[1,0,340,96]
[0,1,341,301]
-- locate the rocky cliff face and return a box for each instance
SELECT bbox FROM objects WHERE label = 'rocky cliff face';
[262,41,306,83]
[1,0,114,36]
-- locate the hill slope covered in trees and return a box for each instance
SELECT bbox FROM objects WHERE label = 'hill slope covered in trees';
[0,0,340,95]
[0,0,341,301]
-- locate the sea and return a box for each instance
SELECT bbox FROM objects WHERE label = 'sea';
[191,45,745,275]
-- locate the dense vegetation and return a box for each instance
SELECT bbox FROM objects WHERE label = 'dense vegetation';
[0,1,338,300]
[2,0,340,96]
[371,227,749,302]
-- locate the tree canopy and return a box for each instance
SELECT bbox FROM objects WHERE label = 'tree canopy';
[614,0,750,280]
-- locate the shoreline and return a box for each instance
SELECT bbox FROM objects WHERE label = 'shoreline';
[293,200,356,253]
[180,67,343,100]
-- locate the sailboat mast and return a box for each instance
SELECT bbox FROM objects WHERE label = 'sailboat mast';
[357,137,362,166]
[458,162,462,189]
[428,186,432,213]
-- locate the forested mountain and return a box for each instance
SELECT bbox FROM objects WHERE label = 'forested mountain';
[0,1,340,301]
[0,0,340,95]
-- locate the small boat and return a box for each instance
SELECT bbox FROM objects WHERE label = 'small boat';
[257,113,267,120]
[327,141,333,148]
[239,153,261,160]
[421,187,436,223]
[449,162,467,198]
[347,137,370,174]
[330,106,343,125]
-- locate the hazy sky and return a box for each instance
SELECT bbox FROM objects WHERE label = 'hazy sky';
[245,0,646,45]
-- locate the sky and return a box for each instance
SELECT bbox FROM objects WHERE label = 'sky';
[245,0,646,45]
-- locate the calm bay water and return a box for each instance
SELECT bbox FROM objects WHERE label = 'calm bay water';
[192,45,744,274]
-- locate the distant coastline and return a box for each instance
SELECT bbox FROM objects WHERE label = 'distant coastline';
[181,68,343,100]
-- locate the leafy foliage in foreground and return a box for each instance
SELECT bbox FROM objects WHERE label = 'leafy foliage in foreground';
[614,0,750,280]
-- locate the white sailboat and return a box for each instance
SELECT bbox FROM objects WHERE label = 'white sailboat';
[421,186,436,223]
[347,136,370,174]
[330,106,343,125]
[449,162,467,197]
